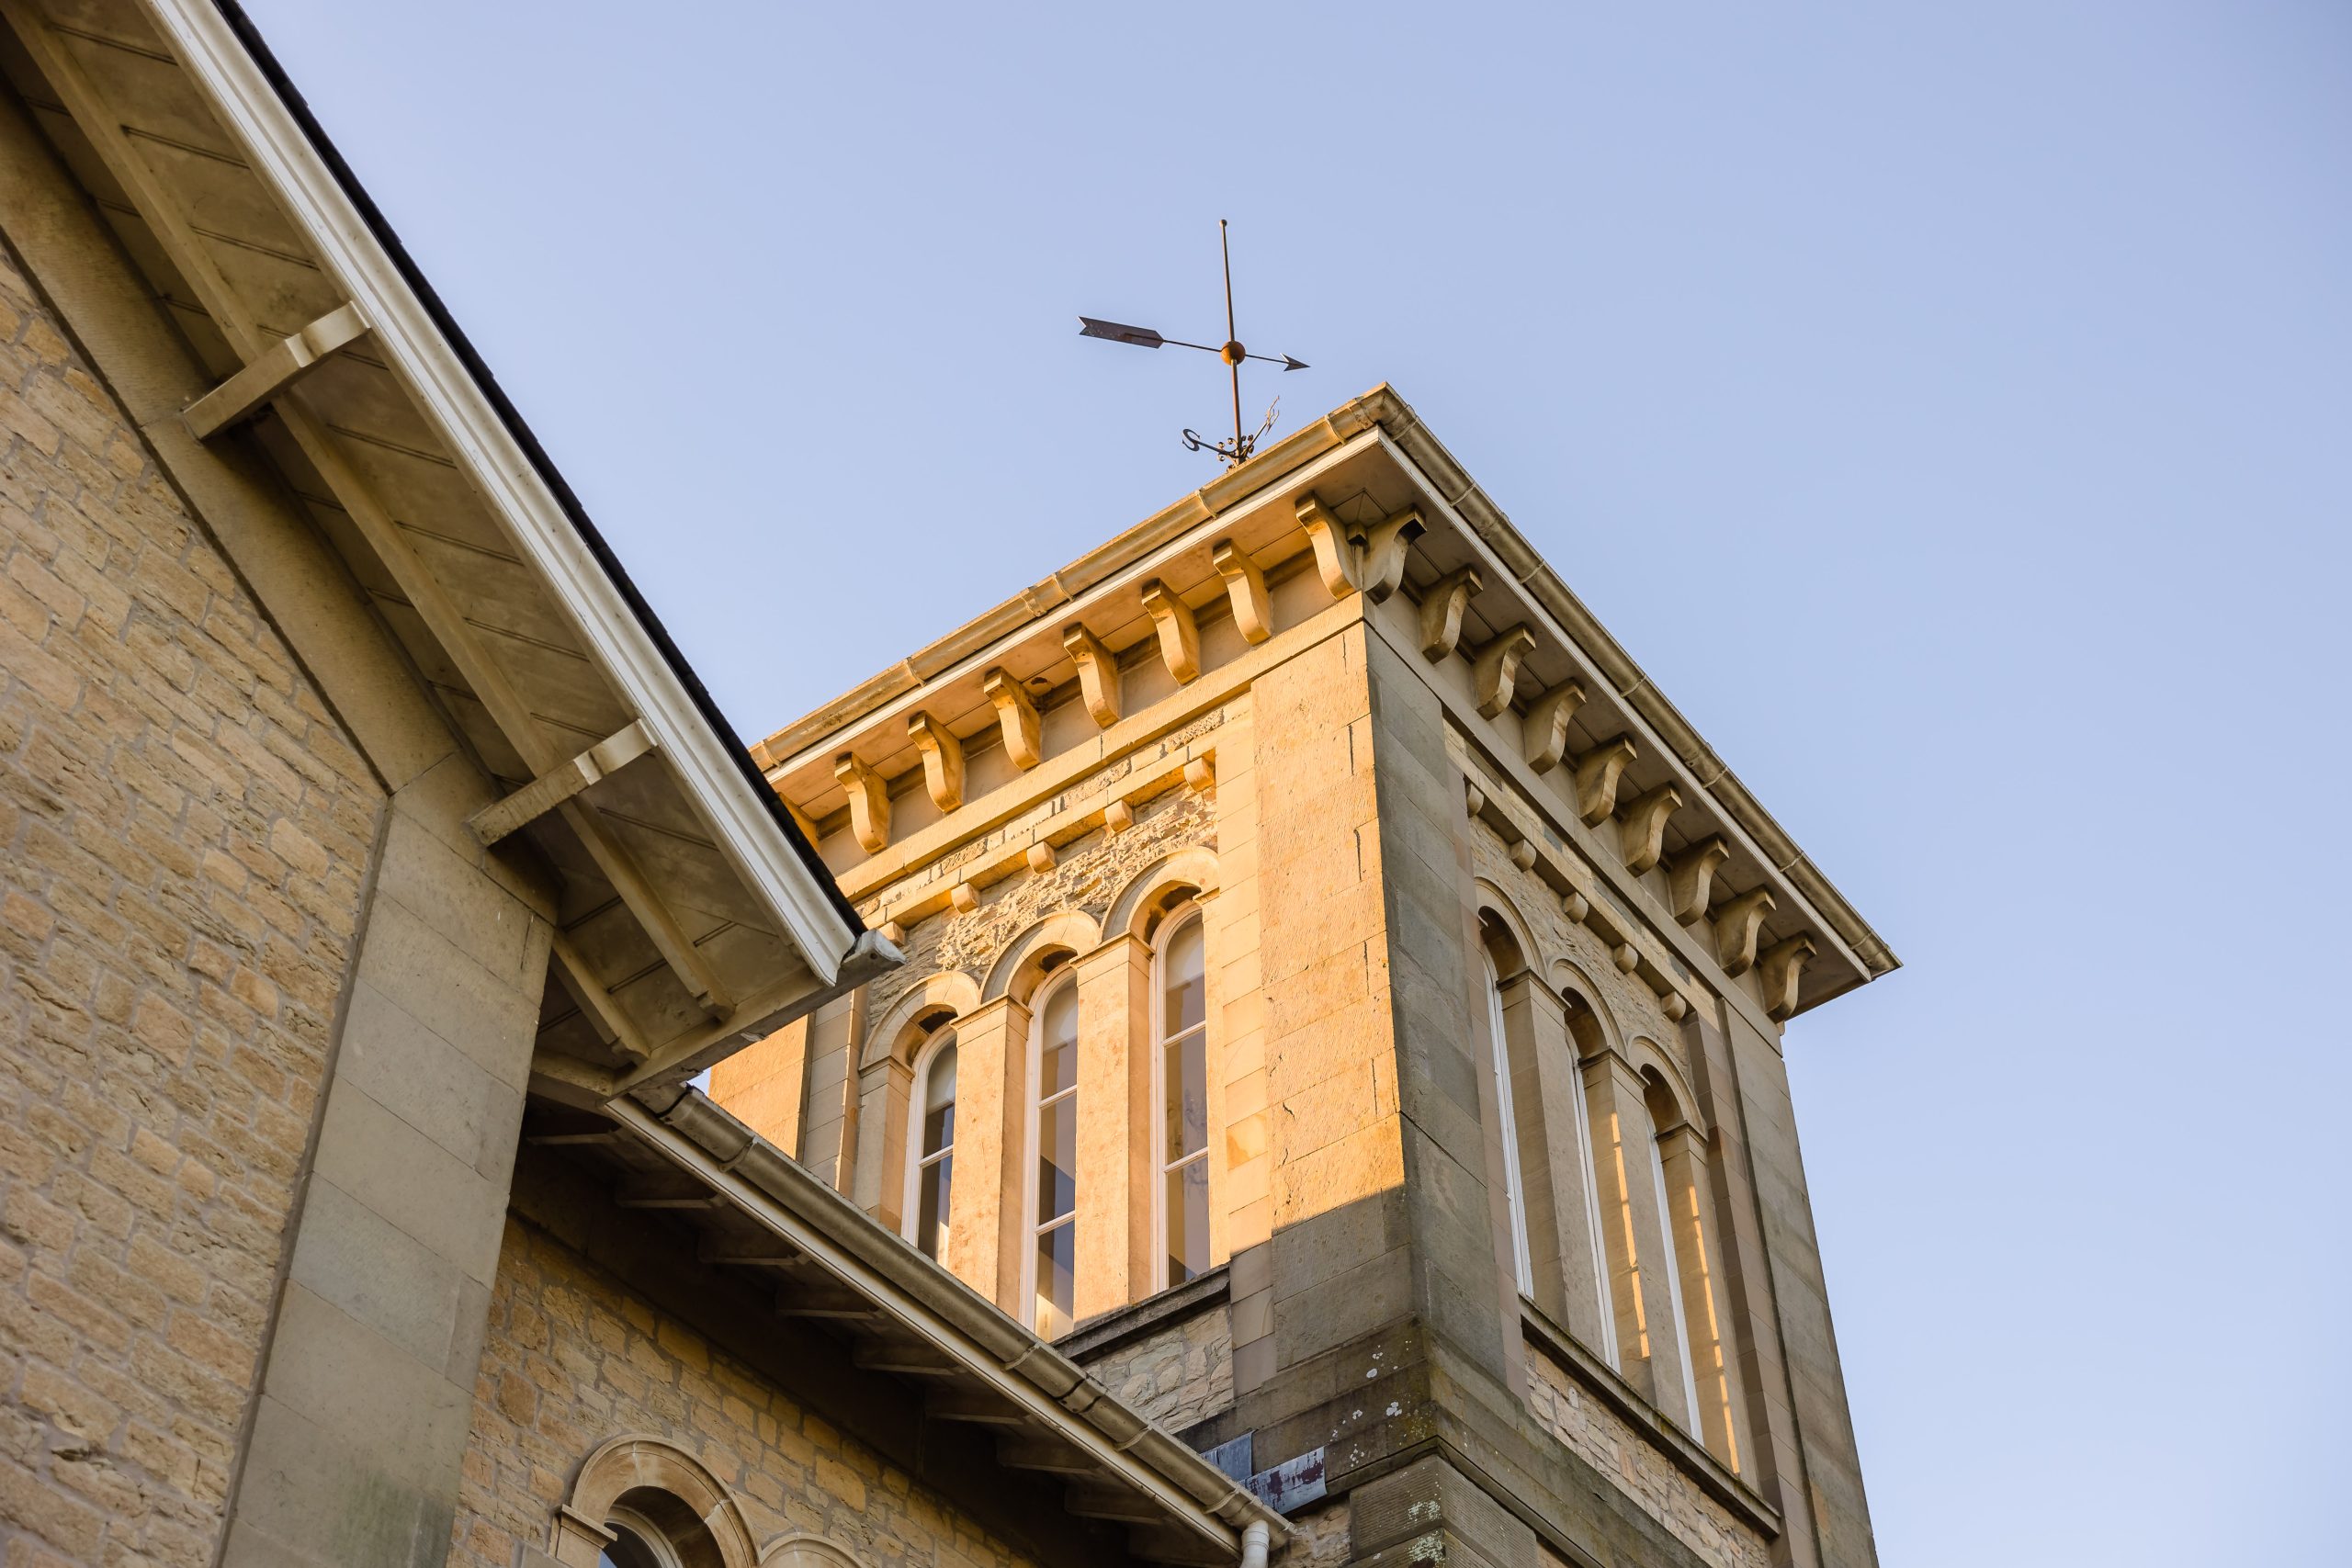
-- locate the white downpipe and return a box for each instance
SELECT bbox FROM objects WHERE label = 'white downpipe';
[1239,1520,1272,1568]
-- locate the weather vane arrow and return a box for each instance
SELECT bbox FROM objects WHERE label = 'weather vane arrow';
[1079,219,1308,466]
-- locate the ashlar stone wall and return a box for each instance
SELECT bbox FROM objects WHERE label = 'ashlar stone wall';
[0,243,381,1567]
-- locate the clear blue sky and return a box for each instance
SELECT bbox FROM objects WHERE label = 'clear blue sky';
[241,3,2349,1562]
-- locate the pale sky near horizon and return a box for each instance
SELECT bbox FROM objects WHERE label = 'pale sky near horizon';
[237,4,2350,1562]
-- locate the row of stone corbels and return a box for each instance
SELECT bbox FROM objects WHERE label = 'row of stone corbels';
[1390,504,1826,1018]
[822,495,1423,857]
[1467,776,1815,1022]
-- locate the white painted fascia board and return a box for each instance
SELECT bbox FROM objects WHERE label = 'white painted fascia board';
[145,0,860,984]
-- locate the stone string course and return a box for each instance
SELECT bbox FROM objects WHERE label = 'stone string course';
[1523,1353,1767,1568]
[0,248,381,1566]
[450,1217,1046,1568]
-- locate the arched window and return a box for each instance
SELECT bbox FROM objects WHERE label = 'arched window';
[1644,1069,1706,1437]
[905,1020,957,1261]
[1026,974,1081,1336]
[601,1506,683,1568]
[1482,945,1535,1298]
[1156,908,1210,1288]
[1562,991,1622,1366]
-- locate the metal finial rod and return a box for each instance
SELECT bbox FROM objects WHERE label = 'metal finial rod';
[1076,221,1310,466]
[1220,220,1242,459]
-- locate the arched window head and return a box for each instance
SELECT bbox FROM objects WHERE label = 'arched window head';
[602,1504,682,1568]
[905,1014,958,1261]
[1156,908,1210,1288]
[551,1437,754,1568]
[1027,975,1081,1336]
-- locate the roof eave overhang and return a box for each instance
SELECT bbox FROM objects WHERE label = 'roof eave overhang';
[141,0,870,991]
[611,1084,1294,1564]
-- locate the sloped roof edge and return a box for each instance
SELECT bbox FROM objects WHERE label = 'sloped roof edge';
[189,0,866,956]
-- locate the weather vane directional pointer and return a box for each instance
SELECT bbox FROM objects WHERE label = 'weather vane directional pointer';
[1080,219,1308,467]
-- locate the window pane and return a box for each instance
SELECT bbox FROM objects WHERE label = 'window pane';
[1040,983,1080,1097]
[916,1152,953,1260]
[1165,1156,1210,1284]
[921,1041,957,1157]
[1037,1091,1077,1224]
[1035,1219,1076,1337]
[1164,1029,1207,1159]
[1162,915,1204,1034]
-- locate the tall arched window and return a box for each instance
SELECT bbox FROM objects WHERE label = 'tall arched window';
[905,1021,957,1262]
[1156,908,1210,1288]
[1026,976,1081,1336]
[1644,1069,1706,1437]
[1483,947,1535,1298]
[1563,992,1622,1366]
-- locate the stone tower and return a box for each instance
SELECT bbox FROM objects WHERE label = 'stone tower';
[722,389,1897,1568]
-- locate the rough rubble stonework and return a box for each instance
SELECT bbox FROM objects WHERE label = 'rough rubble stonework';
[451,1217,1046,1568]
[1524,1355,1769,1568]
[0,244,380,1566]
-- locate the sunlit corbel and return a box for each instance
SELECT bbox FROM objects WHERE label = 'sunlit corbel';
[832,753,890,854]
[1571,737,1638,826]
[1212,539,1274,644]
[1139,578,1202,683]
[1758,934,1816,1021]
[1419,566,1483,661]
[1473,625,1536,718]
[906,711,965,813]
[1667,836,1732,926]
[1522,681,1586,774]
[982,667,1043,769]
[1619,783,1683,875]
[1356,507,1426,603]
[1296,495,1356,598]
[1714,886,1776,976]
[1061,625,1122,729]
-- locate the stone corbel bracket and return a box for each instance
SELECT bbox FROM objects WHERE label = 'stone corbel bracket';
[1757,934,1816,1021]
[1666,836,1732,926]
[1618,783,1683,876]
[981,668,1043,769]
[1297,494,1426,604]
[832,753,890,853]
[1522,681,1585,774]
[1138,578,1202,684]
[1419,566,1484,661]
[1714,887,1776,976]
[1060,625,1121,729]
[1472,625,1536,719]
[1570,737,1638,826]
[1211,540,1273,645]
[906,711,965,813]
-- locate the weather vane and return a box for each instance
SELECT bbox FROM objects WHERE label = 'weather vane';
[1079,219,1309,467]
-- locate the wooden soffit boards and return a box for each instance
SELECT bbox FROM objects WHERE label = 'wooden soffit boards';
[0,0,886,1089]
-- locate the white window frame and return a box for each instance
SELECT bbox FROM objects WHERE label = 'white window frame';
[1485,950,1536,1298]
[1021,971,1082,1336]
[1150,904,1211,1292]
[901,1022,958,1259]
